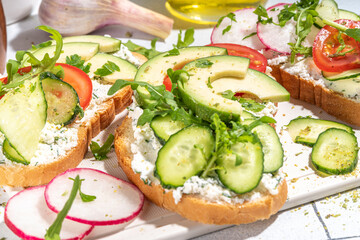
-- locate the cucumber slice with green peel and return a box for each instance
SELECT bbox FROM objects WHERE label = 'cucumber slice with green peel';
[322,68,360,81]
[2,139,27,165]
[0,76,47,163]
[150,115,188,144]
[42,77,80,125]
[311,128,358,175]
[338,9,360,21]
[22,42,100,66]
[62,35,121,53]
[216,135,263,194]
[314,0,339,28]
[286,117,353,146]
[86,53,137,83]
[155,125,215,188]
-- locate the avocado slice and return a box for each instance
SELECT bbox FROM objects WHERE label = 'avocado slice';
[61,35,121,53]
[22,42,100,66]
[134,46,227,86]
[86,53,137,83]
[179,55,290,122]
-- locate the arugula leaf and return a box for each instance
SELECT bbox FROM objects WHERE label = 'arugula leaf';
[221,90,266,112]
[5,60,20,83]
[123,39,160,59]
[69,177,97,202]
[175,28,194,48]
[164,48,180,57]
[90,134,115,160]
[66,54,91,73]
[108,69,200,127]
[195,59,213,68]
[254,5,273,25]
[45,175,81,240]
[94,61,120,77]
[31,40,52,51]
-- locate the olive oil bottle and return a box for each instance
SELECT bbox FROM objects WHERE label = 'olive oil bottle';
[165,0,267,24]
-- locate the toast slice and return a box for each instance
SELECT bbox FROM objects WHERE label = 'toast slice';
[0,86,132,187]
[115,117,287,225]
[269,63,360,126]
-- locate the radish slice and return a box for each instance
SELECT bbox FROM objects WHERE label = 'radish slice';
[257,3,320,54]
[257,3,296,54]
[211,8,266,50]
[4,186,93,240]
[45,168,144,226]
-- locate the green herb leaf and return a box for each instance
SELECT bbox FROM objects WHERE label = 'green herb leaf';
[216,13,237,35]
[164,48,180,57]
[175,28,194,48]
[31,40,52,51]
[90,134,115,160]
[123,39,160,59]
[45,175,81,240]
[69,177,97,202]
[345,28,360,42]
[195,59,213,68]
[242,32,257,40]
[221,90,266,112]
[66,54,91,73]
[94,61,120,77]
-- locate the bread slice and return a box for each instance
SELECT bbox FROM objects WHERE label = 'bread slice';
[270,64,360,126]
[115,117,288,225]
[0,86,132,187]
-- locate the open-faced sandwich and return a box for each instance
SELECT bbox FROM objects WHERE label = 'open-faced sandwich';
[114,43,290,224]
[211,0,360,126]
[0,26,143,187]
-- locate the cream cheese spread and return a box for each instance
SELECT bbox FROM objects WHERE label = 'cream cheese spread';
[268,55,360,101]
[0,123,78,166]
[128,99,283,205]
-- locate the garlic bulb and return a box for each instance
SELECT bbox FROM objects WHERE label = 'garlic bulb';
[39,0,174,39]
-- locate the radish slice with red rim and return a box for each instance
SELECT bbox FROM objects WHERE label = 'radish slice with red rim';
[4,186,93,240]
[211,8,266,50]
[257,3,319,54]
[45,168,144,226]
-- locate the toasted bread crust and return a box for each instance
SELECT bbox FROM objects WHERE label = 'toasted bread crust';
[0,86,133,187]
[270,64,360,126]
[115,117,288,225]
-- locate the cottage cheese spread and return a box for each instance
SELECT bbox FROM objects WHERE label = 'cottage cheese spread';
[128,99,283,204]
[268,55,360,101]
[0,123,78,166]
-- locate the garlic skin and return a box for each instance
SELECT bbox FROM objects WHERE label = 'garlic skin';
[39,0,174,39]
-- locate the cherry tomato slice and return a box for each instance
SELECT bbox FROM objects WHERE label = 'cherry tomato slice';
[163,76,172,91]
[55,63,92,109]
[206,43,268,73]
[313,19,360,72]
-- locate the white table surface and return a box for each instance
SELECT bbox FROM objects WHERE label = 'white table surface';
[2,0,360,239]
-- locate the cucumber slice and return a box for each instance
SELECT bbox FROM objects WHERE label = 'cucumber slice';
[2,139,27,164]
[86,53,137,83]
[150,115,188,144]
[0,77,47,163]
[314,0,339,28]
[338,9,360,21]
[286,117,353,146]
[322,68,360,81]
[216,135,263,194]
[155,125,215,187]
[22,42,100,66]
[62,35,121,53]
[311,128,358,175]
[42,77,80,125]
